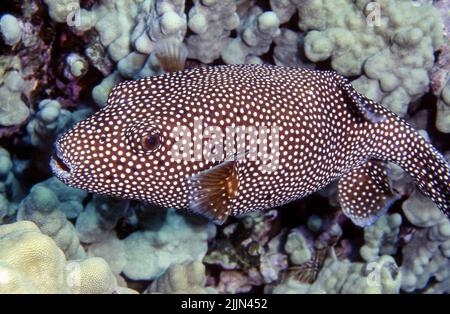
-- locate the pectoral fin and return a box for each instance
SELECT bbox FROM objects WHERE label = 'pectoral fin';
[187,160,240,225]
[338,160,399,227]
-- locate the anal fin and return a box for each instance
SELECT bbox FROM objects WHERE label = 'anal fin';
[338,160,399,227]
[187,160,240,225]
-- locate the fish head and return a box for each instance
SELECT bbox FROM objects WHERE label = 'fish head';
[50,80,186,203]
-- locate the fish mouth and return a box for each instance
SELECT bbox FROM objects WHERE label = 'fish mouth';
[50,148,72,181]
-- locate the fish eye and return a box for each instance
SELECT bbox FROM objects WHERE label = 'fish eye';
[99,135,107,143]
[142,133,161,151]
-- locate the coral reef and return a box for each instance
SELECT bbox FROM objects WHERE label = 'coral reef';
[25,99,92,148]
[145,261,212,294]
[0,14,22,46]
[437,51,449,137]
[0,146,24,223]
[87,208,216,280]
[92,70,123,106]
[186,0,239,63]
[221,8,280,64]
[0,70,29,127]
[17,179,86,260]
[203,211,289,293]
[0,0,448,294]
[271,250,401,294]
[400,191,450,293]
[37,0,446,115]
[0,221,135,293]
[75,195,129,243]
[360,214,402,263]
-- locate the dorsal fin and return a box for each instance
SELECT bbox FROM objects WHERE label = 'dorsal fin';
[333,72,385,123]
[187,160,240,225]
[154,40,188,73]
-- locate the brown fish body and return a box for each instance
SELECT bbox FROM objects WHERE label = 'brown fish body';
[51,65,450,226]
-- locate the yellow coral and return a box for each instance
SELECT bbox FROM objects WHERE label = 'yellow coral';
[0,221,68,293]
[0,221,136,294]
[147,261,207,294]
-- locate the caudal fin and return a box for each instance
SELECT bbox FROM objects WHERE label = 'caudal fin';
[371,117,450,218]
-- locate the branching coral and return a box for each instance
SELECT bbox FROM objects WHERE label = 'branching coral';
[400,219,450,293]
[92,71,123,106]
[121,0,187,78]
[273,28,313,68]
[76,195,129,243]
[47,0,141,62]
[360,214,402,263]
[222,7,280,64]
[0,0,447,295]
[360,27,437,115]
[87,208,216,280]
[204,210,286,293]
[260,232,289,283]
[272,250,401,294]
[64,53,89,79]
[15,176,129,251]
[269,0,302,24]
[284,228,313,265]
[132,0,186,55]
[186,0,239,63]
[44,0,188,105]
[400,191,450,293]
[0,147,24,223]
[25,99,92,149]
[284,219,344,285]
[402,191,445,228]
[0,70,29,127]
[0,8,66,136]
[436,77,450,133]
[17,179,86,260]
[269,0,444,116]
[0,14,22,46]
[146,261,211,293]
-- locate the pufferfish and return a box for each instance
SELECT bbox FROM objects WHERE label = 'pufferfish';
[50,64,450,227]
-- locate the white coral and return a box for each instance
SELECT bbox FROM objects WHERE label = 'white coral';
[146,261,209,293]
[87,209,216,280]
[401,192,450,293]
[360,214,402,263]
[272,250,401,294]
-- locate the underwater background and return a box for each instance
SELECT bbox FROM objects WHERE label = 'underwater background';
[0,0,449,294]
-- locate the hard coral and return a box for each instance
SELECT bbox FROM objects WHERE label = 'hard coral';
[0,221,135,294]
[146,261,211,294]
[87,208,216,281]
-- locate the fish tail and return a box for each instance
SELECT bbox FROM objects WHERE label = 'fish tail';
[370,116,450,218]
